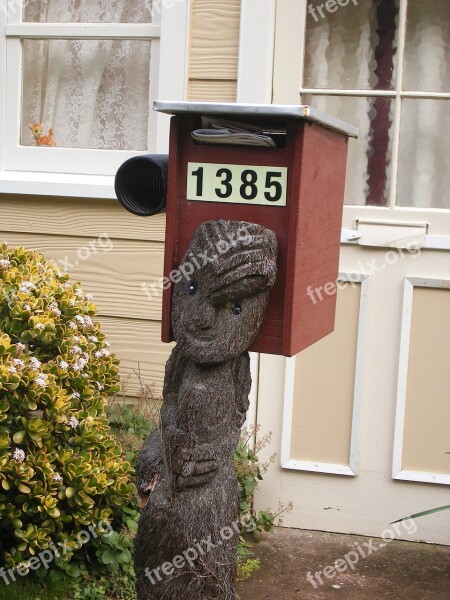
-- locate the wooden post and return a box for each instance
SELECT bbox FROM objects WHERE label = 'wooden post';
[134,219,278,600]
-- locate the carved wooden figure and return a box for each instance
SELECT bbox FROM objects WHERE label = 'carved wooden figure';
[135,220,278,600]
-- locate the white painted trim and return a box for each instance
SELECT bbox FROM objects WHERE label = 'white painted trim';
[6,23,161,39]
[392,277,450,486]
[0,171,116,199]
[272,0,306,104]
[155,0,190,153]
[394,470,450,486]
[244,353,260,446]
[237,0,276,104]
[0,4,6,173]
[281,273,370,476]
[341,229,450,250]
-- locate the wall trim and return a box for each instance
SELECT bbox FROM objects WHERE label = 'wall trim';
[392,277,450,485]
[281,273,370,476]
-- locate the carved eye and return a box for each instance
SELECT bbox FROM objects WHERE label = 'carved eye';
[188,282,197,295]
[231,302,242,315]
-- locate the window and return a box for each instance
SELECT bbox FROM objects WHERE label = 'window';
[0,0,189,197]
[302,0,449,209]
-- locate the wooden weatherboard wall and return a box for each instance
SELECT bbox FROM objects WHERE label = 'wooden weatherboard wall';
[0,2,242,396]
[188,0,241,102]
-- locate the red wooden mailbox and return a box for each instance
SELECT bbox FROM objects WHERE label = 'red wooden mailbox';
[154,101,357,357]
[115,101,357,357]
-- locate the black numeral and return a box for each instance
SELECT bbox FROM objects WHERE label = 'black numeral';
[215,168,233,199]
[240,170,258,200]
[264,171,283,202]
[192,166,204,197]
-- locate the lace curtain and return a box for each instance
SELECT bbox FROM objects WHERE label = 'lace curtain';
[303,0,449,208]
[21,0,152,150]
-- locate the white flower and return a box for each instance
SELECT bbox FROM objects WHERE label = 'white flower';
[68,416,79,429]
[35,373,48,388]
[69,299,76,307]
[104,342,111,348]
[52,474,63,482]
[29,357,42,369]
[84,316,94,329]
[70,346,82,355]
[13,359,24,368]
[75,315,85,324]
[96,382,104,391]
[94,351,103,359]
[88,336,98,343]
[59,360,69,370]
[12,448,25,463]
[48,302,61,316]
[24,304,31,311]
[36,323,45,331]
[72,336,81,343]
[101,349,110,357]
[0,259,11,269]
[81,373,88,378]
[71,392,81,399]
[16,342,26,351]
[75,289,84,298]
[85,293,93,301]
[8,366,17,374]
[68,321,77,330]
[19,281,34,293]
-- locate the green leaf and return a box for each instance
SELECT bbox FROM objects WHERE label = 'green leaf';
[391,505,450,524]
[101,548,116,564]
[126,518,139,533]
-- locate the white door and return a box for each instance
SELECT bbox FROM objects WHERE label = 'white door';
[253,0,450,546]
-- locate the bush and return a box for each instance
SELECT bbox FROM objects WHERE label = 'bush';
[0,242,135,578]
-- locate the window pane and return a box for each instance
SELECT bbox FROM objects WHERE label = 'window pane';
[397,99,450,209]
[403,1,450,93]
[302,94,394,206]
[23,0,152,23]
[21,39,151,150]
[303,0,400,91]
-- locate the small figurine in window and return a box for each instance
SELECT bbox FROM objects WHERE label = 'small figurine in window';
[29,123,56,147]
[135,219,278,600]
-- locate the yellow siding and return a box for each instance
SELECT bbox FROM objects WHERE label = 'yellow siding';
[188,0,241,101]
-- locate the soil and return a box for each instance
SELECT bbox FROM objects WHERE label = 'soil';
[237,527,450,600]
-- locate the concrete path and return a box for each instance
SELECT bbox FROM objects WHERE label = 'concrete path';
[237,528,450,599]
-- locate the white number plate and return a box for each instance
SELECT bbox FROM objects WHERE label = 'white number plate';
[187,162,287,206]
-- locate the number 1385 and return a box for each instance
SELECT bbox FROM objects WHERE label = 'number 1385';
[187,162,288,206]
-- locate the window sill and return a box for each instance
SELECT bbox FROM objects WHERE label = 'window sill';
[0,171,116,200]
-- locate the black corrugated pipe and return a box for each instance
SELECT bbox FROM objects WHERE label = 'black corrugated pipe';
[114,154,169,216]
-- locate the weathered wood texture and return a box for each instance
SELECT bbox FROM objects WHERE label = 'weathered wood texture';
[135,220,277,600]
[188,0,240,101]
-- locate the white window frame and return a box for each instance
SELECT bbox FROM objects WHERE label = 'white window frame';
[0,0,190,199]
[272,0,450,238]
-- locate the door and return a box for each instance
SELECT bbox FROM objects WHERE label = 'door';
[253,0,450,546]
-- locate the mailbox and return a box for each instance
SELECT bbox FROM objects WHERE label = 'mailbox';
[116,101,357,357]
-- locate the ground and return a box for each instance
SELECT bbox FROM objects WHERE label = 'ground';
[237,528,450,600]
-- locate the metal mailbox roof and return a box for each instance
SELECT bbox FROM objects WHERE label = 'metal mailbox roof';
[154,101,358,139]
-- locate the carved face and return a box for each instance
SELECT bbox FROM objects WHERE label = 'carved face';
[172,278,271,364]
[171,220,278,365]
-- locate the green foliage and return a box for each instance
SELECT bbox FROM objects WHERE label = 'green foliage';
[0,242,135,577]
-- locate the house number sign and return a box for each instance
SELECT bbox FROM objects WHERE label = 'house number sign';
[187,162,288,206]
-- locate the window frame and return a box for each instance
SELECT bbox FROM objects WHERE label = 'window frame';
[273,0,450,235]
[0,0,190,199]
